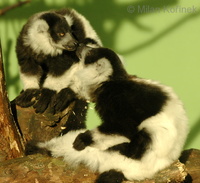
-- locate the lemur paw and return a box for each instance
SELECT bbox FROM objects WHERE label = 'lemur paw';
[15,89,40,107]
[95,170,126,183]
[73,130,93,151]
[25,140,51,156]
[50,88,76,114]
[33,89,56,113]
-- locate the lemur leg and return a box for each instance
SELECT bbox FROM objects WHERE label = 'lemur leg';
[73,130,93,151]
[95,170,126,183]
[73,128,130,151]
[108,129,151,159]
[73,128,151,160]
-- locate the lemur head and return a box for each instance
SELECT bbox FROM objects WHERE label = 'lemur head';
[40,13,78,51]
[22,11,78,56]
[72,47,128,101]
[83,47,128,81]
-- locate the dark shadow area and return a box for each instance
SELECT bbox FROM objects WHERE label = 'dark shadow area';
[185,117,200,148]
[121,9,200,55]
[179,149,193,164]
[183,174,193,183]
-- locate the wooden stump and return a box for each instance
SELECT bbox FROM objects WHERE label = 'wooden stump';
[0,43,24,161]
[11,103,75,143]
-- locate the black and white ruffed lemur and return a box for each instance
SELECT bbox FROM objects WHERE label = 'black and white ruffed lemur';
[15,8,102,112]
[15,8,102,133]
[32,47,188,183]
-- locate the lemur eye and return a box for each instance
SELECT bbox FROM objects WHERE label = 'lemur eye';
[58,33,65,37]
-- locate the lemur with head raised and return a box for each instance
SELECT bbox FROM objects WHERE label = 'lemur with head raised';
[15,8,102,125]
[36,47,188,183]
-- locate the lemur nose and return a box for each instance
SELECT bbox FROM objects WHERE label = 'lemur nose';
[65,40,78,51]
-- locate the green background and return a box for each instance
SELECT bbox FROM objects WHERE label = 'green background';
[0,0,200,149]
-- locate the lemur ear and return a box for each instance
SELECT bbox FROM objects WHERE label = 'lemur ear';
[95,58,112,73]
[35,20,49,33]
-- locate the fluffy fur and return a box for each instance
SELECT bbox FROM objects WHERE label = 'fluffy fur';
[15,9,102,117]
[37,47,188,182]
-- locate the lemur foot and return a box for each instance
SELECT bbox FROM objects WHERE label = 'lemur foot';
[95,170,126,183]
[73,130,93,151]
[15,89,40,107]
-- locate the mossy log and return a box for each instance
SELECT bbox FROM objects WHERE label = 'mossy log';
[0,149,199,183]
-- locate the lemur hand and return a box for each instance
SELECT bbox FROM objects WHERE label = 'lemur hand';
[15,89,40,107]
[76,38,98,59]
[73,130,93,151]
[33,88,56,113]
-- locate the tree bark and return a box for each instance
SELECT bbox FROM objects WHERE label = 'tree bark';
[1,149,199,183]
[180,149,200,183]
[0,43,24,161]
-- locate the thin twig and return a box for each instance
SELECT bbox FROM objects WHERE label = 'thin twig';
[0,0,31,16]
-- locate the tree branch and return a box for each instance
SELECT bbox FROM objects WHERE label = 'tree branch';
[1,149,199,183]
[0,0,31,16]
[0,42,24,161]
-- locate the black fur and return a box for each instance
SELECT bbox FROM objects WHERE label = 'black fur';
[40,50,79,77]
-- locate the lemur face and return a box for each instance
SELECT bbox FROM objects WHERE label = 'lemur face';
[41,13,78,51]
